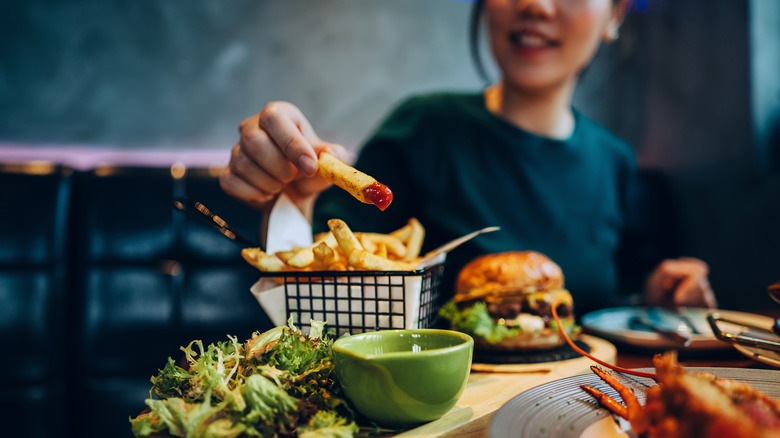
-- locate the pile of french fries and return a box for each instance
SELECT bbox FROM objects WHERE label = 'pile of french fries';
[242,218,425,272]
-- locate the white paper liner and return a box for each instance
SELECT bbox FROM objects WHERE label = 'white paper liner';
[265,193,312,254]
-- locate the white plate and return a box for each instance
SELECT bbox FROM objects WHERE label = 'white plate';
[580,307,766,350]
[489,367,780,438]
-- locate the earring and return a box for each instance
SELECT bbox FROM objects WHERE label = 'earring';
[607,27,620,41]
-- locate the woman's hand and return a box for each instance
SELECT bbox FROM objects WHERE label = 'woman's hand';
[643,257,717,308]
[220,101,350,216]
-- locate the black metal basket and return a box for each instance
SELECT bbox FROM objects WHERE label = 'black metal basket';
[254,263,445,335]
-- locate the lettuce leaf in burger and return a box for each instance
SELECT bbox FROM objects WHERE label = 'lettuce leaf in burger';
[439,251,579,351]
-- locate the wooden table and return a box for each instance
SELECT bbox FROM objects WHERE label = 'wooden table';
[397,308,780,438]
[395,335,617,438]
[616,345,776,370]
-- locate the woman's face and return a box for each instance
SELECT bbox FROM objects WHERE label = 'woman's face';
[485,0,625,92]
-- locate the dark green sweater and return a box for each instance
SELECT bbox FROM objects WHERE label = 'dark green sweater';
[314,92,637,316]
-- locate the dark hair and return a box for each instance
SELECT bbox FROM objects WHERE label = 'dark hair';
[469,0,489,84]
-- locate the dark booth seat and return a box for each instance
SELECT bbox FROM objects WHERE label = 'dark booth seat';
[0,163,72,438]
[0,162,272,438]
[69,165,272,438]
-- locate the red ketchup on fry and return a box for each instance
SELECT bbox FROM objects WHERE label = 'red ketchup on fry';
[362,182,393,211]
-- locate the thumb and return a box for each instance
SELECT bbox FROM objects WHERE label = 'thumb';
[314,141,354,166]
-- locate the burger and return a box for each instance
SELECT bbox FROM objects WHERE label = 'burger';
[439,251,578,351]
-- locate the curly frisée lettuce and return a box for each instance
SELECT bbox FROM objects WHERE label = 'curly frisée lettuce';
[130,319,358,438]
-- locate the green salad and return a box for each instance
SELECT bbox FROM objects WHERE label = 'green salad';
[130,319,358,438]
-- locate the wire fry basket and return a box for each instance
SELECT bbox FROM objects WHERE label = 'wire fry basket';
[253,263,445,336]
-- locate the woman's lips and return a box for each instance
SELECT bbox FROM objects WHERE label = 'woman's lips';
[509,31,559,53]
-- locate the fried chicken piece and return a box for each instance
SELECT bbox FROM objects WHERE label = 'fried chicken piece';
[632,352,780,438]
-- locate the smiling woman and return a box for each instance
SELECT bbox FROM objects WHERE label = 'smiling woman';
[478,0,626,97]
[222,0,722,319]
[469,0,627,84]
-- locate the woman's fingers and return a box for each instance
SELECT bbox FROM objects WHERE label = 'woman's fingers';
[672,270,717,308]
[220,144,285,209]
[222,102,351,213]
[315,141,353,165]
[257,101,320,176]
[644,258,717,308]
[238,116,299,184]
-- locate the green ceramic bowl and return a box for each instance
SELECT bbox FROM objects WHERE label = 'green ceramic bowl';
[332,329,473,428]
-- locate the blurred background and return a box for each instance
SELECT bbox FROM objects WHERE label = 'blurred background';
[0,1,779,437]
[2,0,777,309]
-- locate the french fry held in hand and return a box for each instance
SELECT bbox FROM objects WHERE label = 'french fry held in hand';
[242,218,426,272]
[318,152,393,211]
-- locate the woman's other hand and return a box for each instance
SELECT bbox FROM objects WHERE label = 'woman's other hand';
[220,101,350,216]
[643,257,717,308]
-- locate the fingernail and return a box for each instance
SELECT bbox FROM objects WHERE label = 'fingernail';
[298,155,317,176]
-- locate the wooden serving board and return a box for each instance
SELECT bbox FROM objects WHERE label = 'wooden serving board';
[395,335,617,438]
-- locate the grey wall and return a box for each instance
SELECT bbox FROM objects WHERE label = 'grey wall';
[0,0,483,150]
[1,0,778,310]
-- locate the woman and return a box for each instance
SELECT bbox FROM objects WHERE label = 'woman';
[220,0,716,314]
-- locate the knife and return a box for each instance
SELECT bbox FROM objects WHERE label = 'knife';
[647,307,701,335]
[629,315,693,347]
